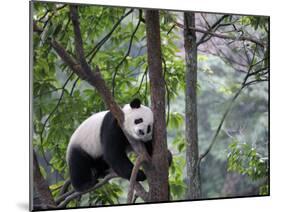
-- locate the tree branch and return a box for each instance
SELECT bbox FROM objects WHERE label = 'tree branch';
[57,172,118,208]
[112,9,142,97]
[173,21,265,48]
[39,72,74,168]
[86,9,134,64]
[190,26,265,48]
[197,44,267,164]
[197,15,229,46]
[127,156,146,203]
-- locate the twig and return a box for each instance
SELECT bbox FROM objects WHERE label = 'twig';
[132,67,148,97]
[174,21,265,48]
[70,76,80,96]
[197,14,229,46]
[190,26,265,48]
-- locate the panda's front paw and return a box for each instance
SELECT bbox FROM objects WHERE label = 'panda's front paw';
[136,171,146,181]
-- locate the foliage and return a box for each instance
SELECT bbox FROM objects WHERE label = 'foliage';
[227,141,268,180]
[32,1,269,207]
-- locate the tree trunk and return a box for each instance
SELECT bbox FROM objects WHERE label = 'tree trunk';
[33,150,56,209]
[145,10,169,201]
[183,12,201,199]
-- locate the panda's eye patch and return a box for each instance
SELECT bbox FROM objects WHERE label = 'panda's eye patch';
[134,118,143,125]
[147,125,151,133]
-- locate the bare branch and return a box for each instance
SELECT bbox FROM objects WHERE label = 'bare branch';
[59,179,71,196]
[173,21,265,48]
[127,156,146,203]
[190,26,265,48]
[57,172,118,208]
[135,182,149,201]
[197,14,229,46]
[55,190,75,204]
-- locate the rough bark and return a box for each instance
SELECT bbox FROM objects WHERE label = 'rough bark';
[33,150,56,209]
[183,12,201,199]
[145,10,169,201]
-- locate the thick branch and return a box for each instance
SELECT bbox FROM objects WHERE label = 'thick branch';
[50,5,150,160]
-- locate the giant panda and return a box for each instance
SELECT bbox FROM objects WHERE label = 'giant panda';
[66,98,154,192]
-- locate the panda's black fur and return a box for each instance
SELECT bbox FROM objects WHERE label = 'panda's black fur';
[67,99,153,192]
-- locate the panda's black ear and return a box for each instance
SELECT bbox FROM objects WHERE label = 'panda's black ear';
[130,98,141,109]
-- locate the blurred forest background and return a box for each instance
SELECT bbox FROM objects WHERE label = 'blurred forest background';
[32,1,269,209]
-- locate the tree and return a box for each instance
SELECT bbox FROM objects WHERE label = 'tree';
[183,12,201,199]
[32,4,170,209]
[32,2,269,209]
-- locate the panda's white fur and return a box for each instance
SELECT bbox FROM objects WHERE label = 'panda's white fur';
[66,111,108,161]
[123,104,153,142]
[66,103,153,162]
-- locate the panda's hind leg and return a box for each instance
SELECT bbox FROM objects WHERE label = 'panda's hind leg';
[68,146,99,192]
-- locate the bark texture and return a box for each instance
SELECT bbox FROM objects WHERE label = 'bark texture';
[145,10,169,201]
[183,12,201,199]
[33,151,56,209]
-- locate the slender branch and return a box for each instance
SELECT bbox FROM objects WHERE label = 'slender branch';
[127,156,145,203]
[112,10,142,97]
[55,190,75,204]
[134,182,149,201]
[197,15,229,46]
[86,9,134,64]
[59,179,71,196]
[70,76,80,96]
[174,21,264,48]
[190,26,265,48]
[198,44,266,164]
[132,67,148,97]
[39,72,74,167]
[57,172,118,208]
[198,86,243,164]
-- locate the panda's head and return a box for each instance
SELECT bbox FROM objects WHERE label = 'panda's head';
[123,98,153,142]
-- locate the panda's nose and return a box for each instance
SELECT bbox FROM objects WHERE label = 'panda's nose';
[138,129,145,135]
